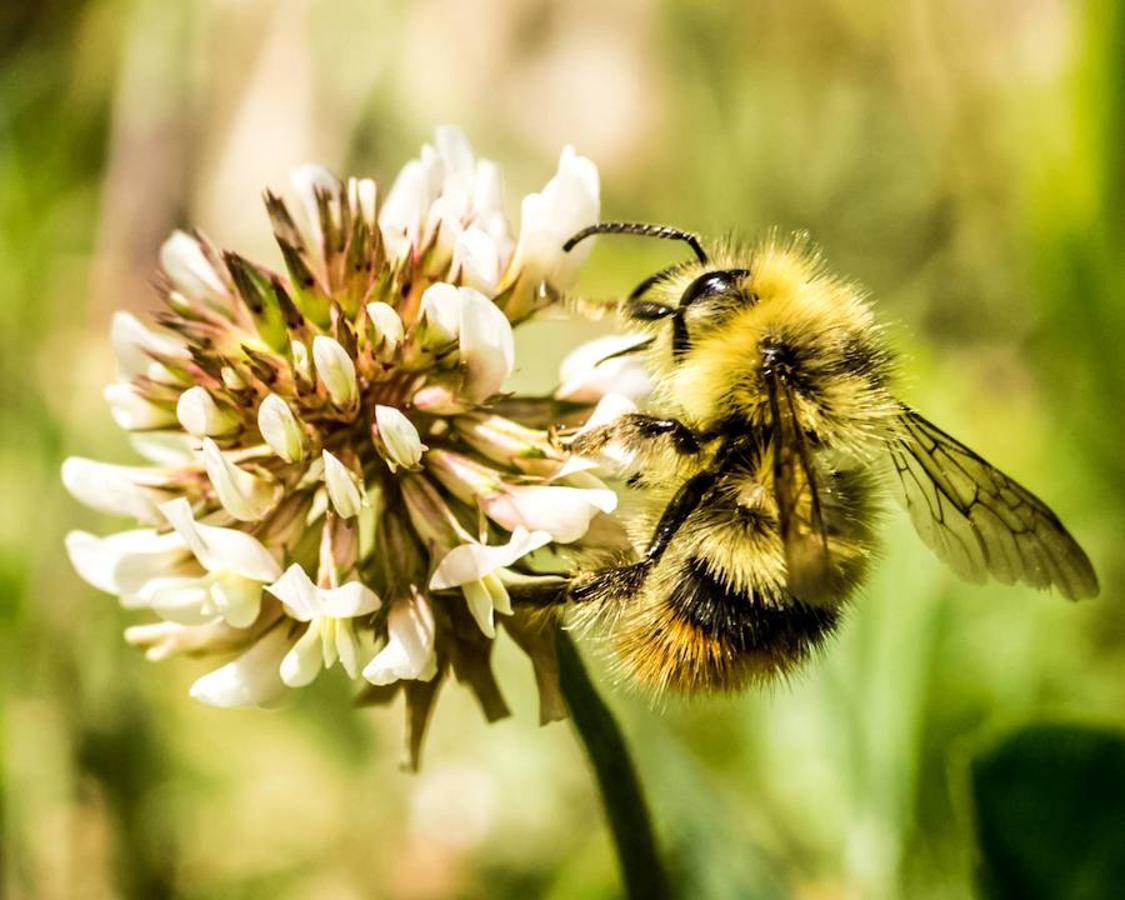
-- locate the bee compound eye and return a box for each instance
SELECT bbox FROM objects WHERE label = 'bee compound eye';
[680,268,751,308]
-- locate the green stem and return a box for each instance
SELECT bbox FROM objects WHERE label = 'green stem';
[556,630,671,900]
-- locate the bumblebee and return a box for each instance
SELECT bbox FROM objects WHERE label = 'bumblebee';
[553,222,1098,694]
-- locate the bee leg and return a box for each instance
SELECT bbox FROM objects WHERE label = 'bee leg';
[566,470,718,607]
[645,470,717,561]
[569,413,704,457]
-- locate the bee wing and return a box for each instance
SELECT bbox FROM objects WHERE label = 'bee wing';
[763,370,836,605]
[883,407,1098,600]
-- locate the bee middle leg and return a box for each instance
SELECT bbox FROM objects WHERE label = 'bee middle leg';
[569,470,718,606]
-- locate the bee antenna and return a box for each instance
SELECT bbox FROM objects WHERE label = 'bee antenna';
[563,222,709,264]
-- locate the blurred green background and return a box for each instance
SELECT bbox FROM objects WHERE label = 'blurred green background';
[2,0,1123,897]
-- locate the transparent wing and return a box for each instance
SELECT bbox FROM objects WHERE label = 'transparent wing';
[884,407,1098,600]
[764,370,836,605]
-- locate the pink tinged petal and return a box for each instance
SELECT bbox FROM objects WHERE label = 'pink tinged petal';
[160,231,227,303]
[425,449,504,506]
[208,572,263,628]
[177,386,240,437]
[61,457,167,523]
[429,527,553,590]
[200,438,277,521]
[451,227,501,294]
[104,383,177,430]
[312,336,357,408]
[266,564,322,622]
[457,289,515,402]
[280,622,324,688]
[190,625,293,708]
[322,450,365,518]
[555,333,655,403]
[374,405,424,472]
[111,312,185,379]
[481,484,617,544]
[362,593,437,685]
[257,393,306,463]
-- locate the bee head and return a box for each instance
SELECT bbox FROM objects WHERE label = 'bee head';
[562,222,752,363]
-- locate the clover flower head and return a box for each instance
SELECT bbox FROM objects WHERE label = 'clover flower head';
[64,127,606,768]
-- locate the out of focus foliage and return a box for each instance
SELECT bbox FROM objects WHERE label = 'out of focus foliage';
[2,1,1122,898]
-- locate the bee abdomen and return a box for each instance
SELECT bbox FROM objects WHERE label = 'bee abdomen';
[616,556,841,693]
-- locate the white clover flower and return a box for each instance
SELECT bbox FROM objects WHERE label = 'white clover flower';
[62,127,605,768]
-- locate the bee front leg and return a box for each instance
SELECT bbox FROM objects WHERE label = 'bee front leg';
[568,413,704,458]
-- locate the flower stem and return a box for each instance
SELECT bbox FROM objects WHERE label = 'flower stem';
[556,629,671,900]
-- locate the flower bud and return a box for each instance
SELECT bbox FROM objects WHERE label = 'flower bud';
[373,405,424,472]
[312,335,358,408]
[177,386,241,437]
[416,283,461,348]
[160,230,227,303]
[257,393,306,462]
[322,450,365,518]
[366,302,404,356]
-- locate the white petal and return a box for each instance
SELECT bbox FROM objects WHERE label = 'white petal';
[104,383,177,431]
[208,572,263,628]
[160,231,226,302]
[506,146,600,292]
[555,333,654,403]
[461,578,497,638]
[190,626,293,708]
[65,528,186,595]
[374,405,423,471]
[257,393,306,463]
[451,227,501,294]
[61,457,166,523]
[430,527,553,590]
[129,432,197,466]
[417,282,462,345]
[320,581,381,618]
[111,312,185,379]
[141,575,213,623]
[265,563,322,621]
[158,496,281,582]
[290,163,340,250]
[280,622,324,688]
[200,438,277,521]
[177,386,239,437]
[334,620,364,679]
[362,593,437,685]
[457,289,515,402]
[348,176,378,227]
[322,450,365,518]
[312,336,357,408]
[435,125,476,197]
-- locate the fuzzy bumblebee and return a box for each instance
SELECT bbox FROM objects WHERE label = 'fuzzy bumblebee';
[553,222,1099,695]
